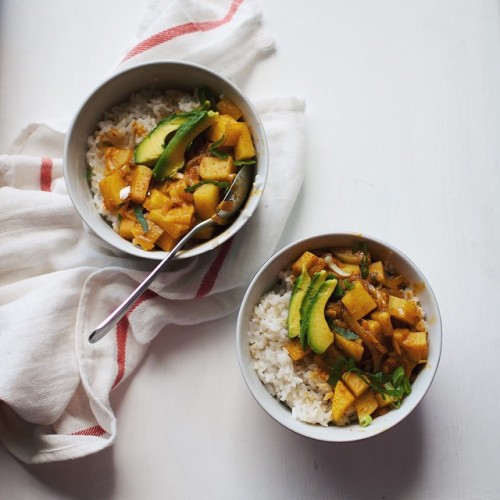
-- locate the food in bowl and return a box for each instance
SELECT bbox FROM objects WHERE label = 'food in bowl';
[248,242,429,428]
[86,87,256,252]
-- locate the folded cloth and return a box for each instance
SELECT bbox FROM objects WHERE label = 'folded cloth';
[0,0,305,463]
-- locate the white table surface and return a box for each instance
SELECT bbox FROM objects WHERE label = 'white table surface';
[1,1,499,499]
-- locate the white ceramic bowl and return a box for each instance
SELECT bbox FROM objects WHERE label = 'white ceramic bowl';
[236,233,442,442]
[64,61,268,260]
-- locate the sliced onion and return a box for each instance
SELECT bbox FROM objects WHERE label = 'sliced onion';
[324,255,351,277]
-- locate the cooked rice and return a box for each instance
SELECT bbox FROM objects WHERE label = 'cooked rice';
[86,88,201,229]
[248,266,426,427]
[248,271,335,427]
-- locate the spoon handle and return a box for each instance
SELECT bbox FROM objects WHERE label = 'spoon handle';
[88,218,215,344]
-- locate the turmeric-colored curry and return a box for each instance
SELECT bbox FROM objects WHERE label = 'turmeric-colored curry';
[285,244,428,426]
[95,94,256,251]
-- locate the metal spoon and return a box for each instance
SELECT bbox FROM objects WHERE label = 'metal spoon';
[88,164,254,344]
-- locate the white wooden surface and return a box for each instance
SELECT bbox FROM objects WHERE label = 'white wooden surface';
[1,1,499,499]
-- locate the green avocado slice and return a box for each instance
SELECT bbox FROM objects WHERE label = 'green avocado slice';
[287,267,311,339]
[305,278,338,354]
[299,270,327,348]
[134,112,197,166]
[152,110,218,181]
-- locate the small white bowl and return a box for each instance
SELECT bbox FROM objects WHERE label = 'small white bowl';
[236,233,442,442]
[64,61,268,260]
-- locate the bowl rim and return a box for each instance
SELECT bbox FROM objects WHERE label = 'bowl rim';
[63,60,268,261]
[236,232,442,442]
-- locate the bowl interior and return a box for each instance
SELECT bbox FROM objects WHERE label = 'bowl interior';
[236,233,442,441]
[64,61,268,260]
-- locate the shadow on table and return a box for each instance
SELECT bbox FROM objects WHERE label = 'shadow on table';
[251,403,426,499]
[303,408,425,498]
[18,445,115,498]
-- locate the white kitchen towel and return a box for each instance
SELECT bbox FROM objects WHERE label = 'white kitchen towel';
[0,0,305,463]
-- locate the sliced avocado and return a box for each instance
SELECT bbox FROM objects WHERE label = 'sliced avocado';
[134,112,195,166]
[287,267,312,339]
[153,110,218,181]
[305,278,338,354]
[299,270,327,348]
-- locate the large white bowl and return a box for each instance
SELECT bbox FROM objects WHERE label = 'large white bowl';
[236,233,442,442]
[64,61,268,260]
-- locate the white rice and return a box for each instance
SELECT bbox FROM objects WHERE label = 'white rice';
[248,268,427,428]
[86,88,201,229]
[248,271,334,427]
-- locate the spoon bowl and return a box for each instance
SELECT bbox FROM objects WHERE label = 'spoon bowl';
[89,164,254,344]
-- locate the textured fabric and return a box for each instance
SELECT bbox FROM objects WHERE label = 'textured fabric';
[0,0,305,463]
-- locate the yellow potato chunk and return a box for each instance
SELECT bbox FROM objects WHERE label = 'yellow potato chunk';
[156,231,177,252]
[355,389,379,420]
[99,171,127,210]
[284,340,308,361]
[369,261,385,283]
[370,310,394,337]
[193,183,220,220]
[143,189,171,212]
[119,217,136,240]
[341,281,377,321]
[342,372,369,397]
[207,114,237,142]
[166,179,193,204]
[234,122,256,161]
[335,333,364,362]
[104,147,132,173]
[362,319,383,341]
[292,251,326,276]
[393,328,410,346]
[221,121,244,147]
[131,220,164,251]
[149,205,195,239]
[402,331,428,362]
[331,380,356,424]
[199,156,236,181]
[388,295,421,326]
[130,164,153,204]
[216,97,243,120]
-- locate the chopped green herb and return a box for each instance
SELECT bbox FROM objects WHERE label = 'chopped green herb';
[234,159,256,167]
[352,242,370,278]
[184,180,230,193]
[360,253,369,279]
[359,414,372,427]
[327,357,355,386]
[196,88,218,110]
[332,325,359,340]
[327,357,411,408]
[133,206,149,233]
[208,136,229,158]
[331,279,354,300]
[350,366,412,405]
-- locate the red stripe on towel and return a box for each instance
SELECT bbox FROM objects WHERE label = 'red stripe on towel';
[122,0,244,61]
[72,425,106,437]
[112,289,158,388]
[195,239,233,298]
[40,157,52,192]
[112,316,129,389]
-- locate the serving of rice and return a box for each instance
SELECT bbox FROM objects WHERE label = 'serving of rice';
[248,271,335,427]
[248,266,426,428]
[85,88,200,229]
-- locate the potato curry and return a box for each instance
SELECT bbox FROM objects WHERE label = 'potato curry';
[96,94,256,251]
[285,243,428,427]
